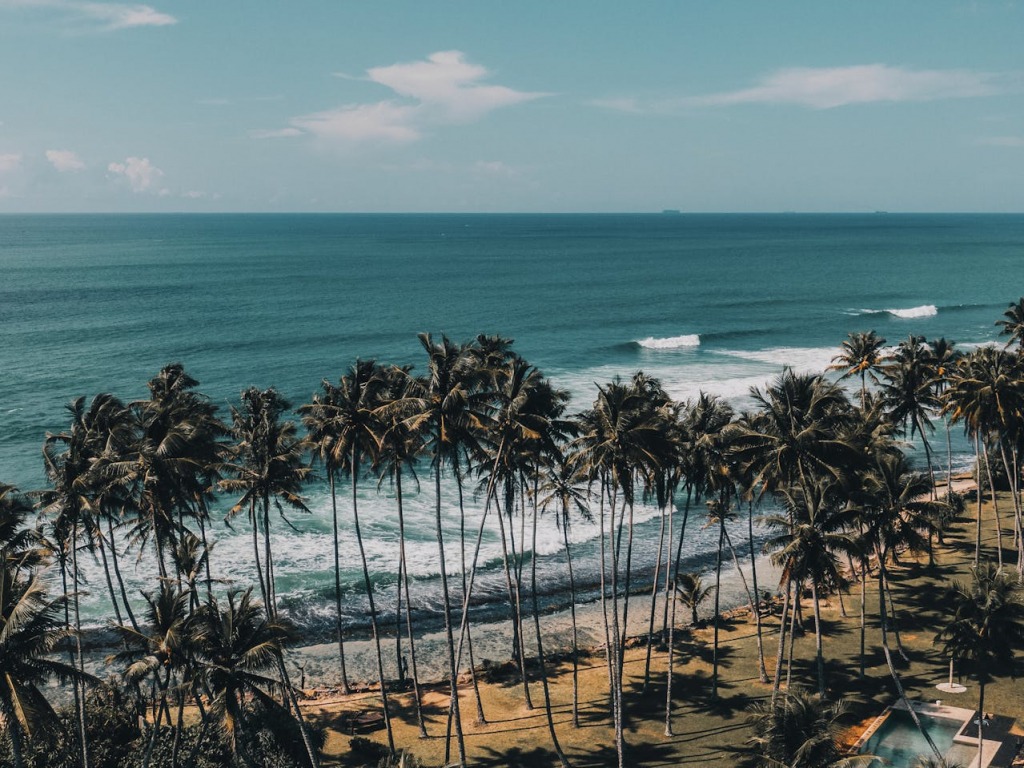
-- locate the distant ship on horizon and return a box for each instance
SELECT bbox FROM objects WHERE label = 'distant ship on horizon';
[661,208,681,215]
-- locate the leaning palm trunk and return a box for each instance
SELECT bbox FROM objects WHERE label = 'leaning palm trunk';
[642,500,668,690]
[531,496,571,768]
[607,483,625,768]
[328,472,351,693]
[747,500,768,682]
[810,581,826,697]
[455,475,486,723]
[858,545,867,680]
[770,579,792,705]
[723,525,767,681]
[71,521,90,768]
[395,469,428,737]
[434,463,466,768]
[249,500,269,611]
[710,516,724,698]
[107,516,140,632]
[664,487,676,736]
[275,655,322,768]
[350,452,395,755]
[561,508,581,727]
[494,486,533,709]
[877,552,943,761]
[975,435,984,567]
[982,441,1004,568]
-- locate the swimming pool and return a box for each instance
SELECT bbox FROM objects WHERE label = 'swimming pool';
[859,709,975,767]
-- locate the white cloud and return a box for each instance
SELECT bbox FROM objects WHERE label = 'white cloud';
[0,1,176,30]
[107,156,163,192]
[0,152,21,172]
[271,51,545,145]
[366,50,545,122]
[978,135,1024,147]
[688,65,1001,109]
[290,102,421,144]
[473,160,518,177]
[249,127,303,139]
[46,148,85,171]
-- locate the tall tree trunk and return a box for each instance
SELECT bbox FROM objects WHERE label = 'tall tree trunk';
[975,435,983,567]
[71,521,90,768]
[711,518,724,698]
[531,494,570,768]
[982,441,1004,568]
[664,487,676,737]
[107,516,140,632]
[350,450,395,755]
[643,499,667,691]
[395,469,428,737]
[810,581,826,697]
[561,512,581,728]
[723,526,767,681]
[746,501,769,683]
[435,463,466,768]
[455,473,486,724]
[858,540,867,680]
[276,655,321,768]
[249,500,268,611]
[328,472,351,694]
[771,580,791,705]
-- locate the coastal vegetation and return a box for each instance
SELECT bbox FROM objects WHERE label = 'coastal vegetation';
[3,301,1024,767]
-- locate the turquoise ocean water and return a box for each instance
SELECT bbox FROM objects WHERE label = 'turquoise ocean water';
[2,213,1022,634]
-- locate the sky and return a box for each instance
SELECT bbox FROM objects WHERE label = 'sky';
[1,1,1022,213]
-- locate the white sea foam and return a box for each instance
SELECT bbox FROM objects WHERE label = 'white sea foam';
[857,304,939,319]
[636,334,700,350]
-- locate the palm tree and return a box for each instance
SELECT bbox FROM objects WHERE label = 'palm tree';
[996,297,1024,351]
[675,572,714,625]
[937,564,1024,767]
[538,453,591,728]
[373,364,429,737]
[830,330,887,408]
[0,484,44,575]
[747,689,872,768]
[405,333,488,767]
[0,564,88,768]
[113,583,193,768]
[880,336,941,492]
[927,338,961,499]
[942,348,1024,570]
[298,379,353,694]
[222,386,310,617]
[763,481,855,697]
[313,359,395,754]
[192,588,316,768]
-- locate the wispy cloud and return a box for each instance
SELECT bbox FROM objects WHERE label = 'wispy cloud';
[0,152,22,172]
[46,148,85,171]
[0,0,176,30]
[107,156,163,191]
[249,127,303,140]
[688,65,1001,109]
[978,135,1024,147]
[263,51,545,146]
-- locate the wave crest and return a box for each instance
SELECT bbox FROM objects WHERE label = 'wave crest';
[856,304,938,319]
[635,334,700,350]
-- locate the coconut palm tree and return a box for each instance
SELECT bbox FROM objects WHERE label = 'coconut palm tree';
[405,333,489,767]
[0,565,89,768]
[192,587,316,768]
[880,337,942,496]
[675,572,714,625]
[538,452,591,728]
[937,563,1024,767]
[830,330,888,408]
[763,481,856,697]
[0,484,44,575]
[298,379,353,694]
[942,348,1024,570]
[372,364,429,737]
[996,297,1024,352]
[314,359,395,754]
[747,689,873,768]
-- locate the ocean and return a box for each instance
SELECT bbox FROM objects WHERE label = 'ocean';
[2,212,1021,636]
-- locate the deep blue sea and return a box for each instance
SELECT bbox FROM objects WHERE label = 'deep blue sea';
[2,213,1022,633]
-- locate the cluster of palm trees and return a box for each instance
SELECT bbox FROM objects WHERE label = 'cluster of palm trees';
[4,299,1024,768]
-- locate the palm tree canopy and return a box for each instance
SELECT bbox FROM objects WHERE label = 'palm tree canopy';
[829,330,887,383]
[747,689,867,768]
[996,297,1024,351]
[937,563,1024,685]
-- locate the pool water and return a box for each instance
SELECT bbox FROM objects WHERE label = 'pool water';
[860,710,964,767]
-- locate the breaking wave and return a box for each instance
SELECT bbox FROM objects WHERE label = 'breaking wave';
[635,334,700,349]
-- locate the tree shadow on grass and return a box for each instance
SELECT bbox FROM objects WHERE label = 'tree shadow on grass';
[476,745,561,768]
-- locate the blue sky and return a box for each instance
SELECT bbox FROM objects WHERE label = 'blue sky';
[1,1,1022,212]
